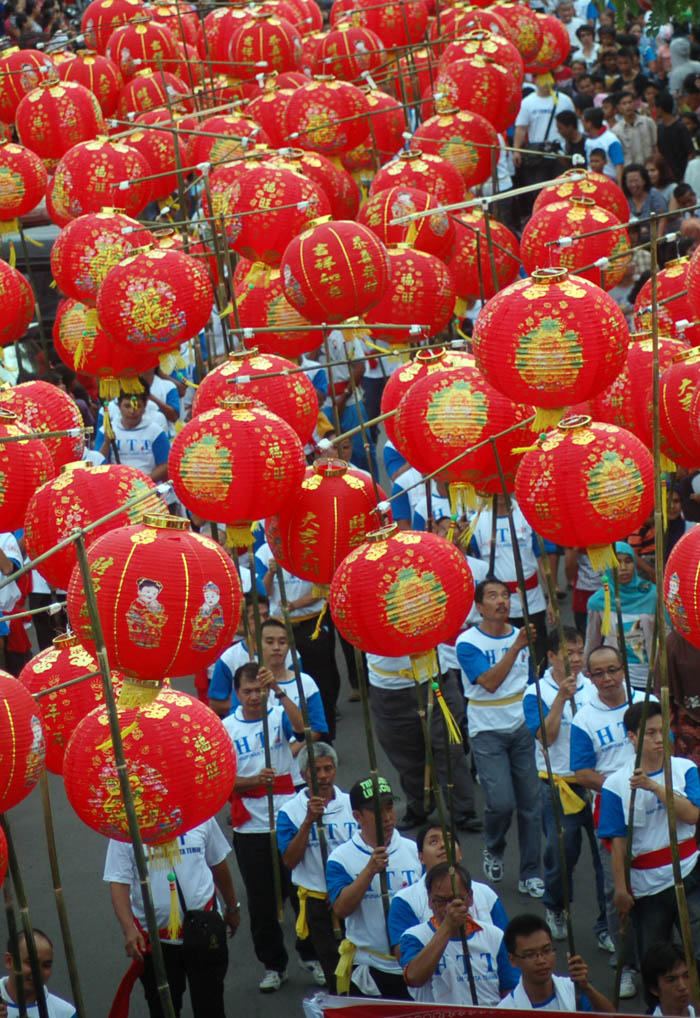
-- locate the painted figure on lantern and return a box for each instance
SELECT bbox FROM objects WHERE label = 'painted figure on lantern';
[126,577,168,648]
[191,580,225,651]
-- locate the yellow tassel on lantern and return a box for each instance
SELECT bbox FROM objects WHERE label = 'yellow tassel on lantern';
[310,600,328,641]
[454,297,468,320]
[533,408,564,430]
[449,481,479,516]
[600,577,612,636]
[312,582,330,599]
[410,650,438,683]
[99,377,122,400]
[432,681,462,744]
[148,840,182,871]
[166,872,181,940]
[459,504,484,549]
[117,677,164,708]
[660,454,676,474]
[160,350,186,373]
[121,376,145,394]
[226,522,253,547]
[587,544,618,574]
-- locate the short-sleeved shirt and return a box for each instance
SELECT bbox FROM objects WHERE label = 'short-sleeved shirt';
[457,625,531,737]
[523,670,595,775]
[277,786,356,891]
[515,90,575,144]
[95,418,170,476]
[0,979,76,1018]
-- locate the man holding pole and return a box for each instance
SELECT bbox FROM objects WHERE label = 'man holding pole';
[598,701,700,969]
[222,661,305,993]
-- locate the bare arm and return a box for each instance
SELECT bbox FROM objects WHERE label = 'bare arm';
[629,770,700,824]
[567,954,615,1013]
[333,847,387,919]
[513,125,527,167]
[208,697,231,718]
[149,391,179,423]
[404,901,468,987]
[110,882,146,958]
[150,463,168,483]
[281,797,324,870]
[564,548,579,585]
[537,676,577,747]
[574,768,605,792]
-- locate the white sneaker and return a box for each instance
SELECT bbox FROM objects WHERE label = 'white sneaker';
[619,968,637,999]
[259,969,287,993]
[597,930,616,953]
[483,849,504,882]
[545,908,567,940]
[518,877,545,898]
[302,960,327,986]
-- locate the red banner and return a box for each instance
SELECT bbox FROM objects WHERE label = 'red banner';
[316,994,602,1018]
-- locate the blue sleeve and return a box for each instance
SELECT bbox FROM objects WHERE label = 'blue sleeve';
[540,537,558,554]
[489,897,509,933]
[151,431,170,465]
[685,765,700,807]
[387,895,419,948]
[523,691,548,736]
[456,640,490,685]
[398,931,424,967]
[307,689,328,735]
[497,938,519,992]
[282,713,294,740]
[276,808,299,855]
[390,484,411,523]
[208,658,233,701]
[580,991,593,1011]
[412,511,427,532]
[597,786,627,839]
[326,859,353,904]
[165,387,180,414]
[570,724,596,772]
[609,140,625,166]
[95,429,104,450]
[586,1,597,17]
[313,370,328,400]
[532,531,541,557]
[383,443,406,477]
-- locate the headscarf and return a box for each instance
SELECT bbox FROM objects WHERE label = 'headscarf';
[587,540,657,616]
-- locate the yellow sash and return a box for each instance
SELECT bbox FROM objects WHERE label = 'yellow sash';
[538,772,586,815]
[468,690,525,708]
[334,939,396,995]
[295,886,328,939]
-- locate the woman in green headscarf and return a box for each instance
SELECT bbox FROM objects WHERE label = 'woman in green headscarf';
[584,541,658,691]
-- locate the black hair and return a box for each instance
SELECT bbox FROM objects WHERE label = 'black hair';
[589,147,606,158]
[474,577,510,604]
[576,23,594,38]
[504,914,552,955]
[674,182,695,200]
[573,93,595,114]
[243,591,269,608]
[233,661,260,691]
[617,45,635,60]
[415,822,462,858]
[118,389,148,405]
[641,942,687,994]
[6,928,52,954]
[622,161,652,196]
[586,643,622,672]
[623,699,662,735]
[583,106,604,128]
[546,625,582,655]
[260,617,287,635]
[556,110,578,129]
[425,861,471,896]
[605,90,624,108]
[655,91,674,115]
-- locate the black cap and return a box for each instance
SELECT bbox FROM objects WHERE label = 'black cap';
[349,776,395,811]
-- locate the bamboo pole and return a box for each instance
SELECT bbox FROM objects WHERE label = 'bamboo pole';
[0,600,65,624]
[0,427,91,444]
[3,882,28,1017]
[611,565,634,704]
[33,670,102,698]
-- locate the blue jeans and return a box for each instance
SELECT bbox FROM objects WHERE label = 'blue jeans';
[540,781,607,933]
[471,722,542,880]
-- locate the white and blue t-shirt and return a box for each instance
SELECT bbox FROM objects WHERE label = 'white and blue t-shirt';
[277,787,357,891]
[95,417,170,476]
[457,625,531,737]
[569,689,654,780]
[523,670,595,776]
[388,873,508,948]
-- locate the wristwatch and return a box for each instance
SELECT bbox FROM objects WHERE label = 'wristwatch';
[276,691,288,700]
[225,903,241,914]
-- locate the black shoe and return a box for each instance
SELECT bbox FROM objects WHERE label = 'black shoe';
[455,812,484,833]
[396,808,428,831]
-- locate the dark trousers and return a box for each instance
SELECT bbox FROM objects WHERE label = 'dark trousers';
[362,376,387,442]
[288,882,317,962]
[306,894,345,992]
[29,592,67,650]
[351,967,411,999]
[633,860,700,968]
[292,616,341,740]
[233,831,290,973]
[140,941,227,1018]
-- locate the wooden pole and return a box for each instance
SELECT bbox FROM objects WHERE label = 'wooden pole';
[3,882,28,1017]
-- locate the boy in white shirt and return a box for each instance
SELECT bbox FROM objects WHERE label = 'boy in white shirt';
[641,942,696,1017]
[1,929,76,1018]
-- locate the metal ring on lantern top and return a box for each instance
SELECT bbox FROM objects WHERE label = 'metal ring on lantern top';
[141,513,190,531]
[312,457,349,478]
[365,523,398,543]
[530,266,569,284]
[557,414,593,431]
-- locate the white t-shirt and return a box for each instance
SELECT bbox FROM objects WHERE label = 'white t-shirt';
[515,90,575,145]
[499,973,578,1010]
[256,543,324,619]
[388,873,505,948]
[523,670,595,775]
[470,506,546,616]
[367,653,418,691]
[223,704,296,833]
[102,819,230,941]
[570,689,655,780]
[457,625,531,737]
[0,980,76,1018]
[277,787,357,891]
[439,555,489,671]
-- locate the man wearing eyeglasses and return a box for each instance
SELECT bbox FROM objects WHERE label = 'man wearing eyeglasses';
[498,913,614,1011]
[570,645,657,999]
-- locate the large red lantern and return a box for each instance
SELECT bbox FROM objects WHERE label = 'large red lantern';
[394,364,535,504]
[515,415,655,571]
[447,212,521,307]
[366,0,428,48]
[532,169,628,224]
[105,17,178,79]
[67,515,242,678]
[59,51,124,116]
[16,80,105,165]
[0,411,54,531]
[434,56,519,134]
[285,150,361,221]
[63,687,236,851]
[635,258,695,340]
[0,261,35,348]
[51,209,150,303]
[0,48,55,123]
[363,245,456,345]
[247,87,298,148]
[124,128,183,201]
[51,139,153,220]
[380,346,473,445]
[358,185,455,260]
[439,29,524,85]
[229,12,302,78]
[0,671,45,812]
[490,1,543,61]
[313,24,384,80]
[428,7,510,50]
[232,266,321,357]
[82,0,143,53]
[281,217,390,323]
[370,150,466,207]
[190,115,269,168]
[660,349,700,469]
[329,524,474,679]
[96,247,213,358]
[19,635,123,775]
[664,527,700,648]
[0,142,47,225]
[472,267,631,426]
[413,108,497,190]
[521,197,630,291]
[524,12,571,73]
[0,380,84,470]
[285,77,370,155]
[116,68,191,119]
[169,399,307,545]
[266,457,386,594]
[192,349,318,443]
[202,6,250,70]
[0,826,6,887]
[25,461,165,590]
[342,89,406,170]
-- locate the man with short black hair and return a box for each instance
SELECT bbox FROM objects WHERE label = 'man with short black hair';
[556,109,586,162]
[1,929,76,1018]
[208,592,271,717]
[641,942,695,1016]
[656,91,695,181]
[583,106,625,181]
[613,90,657,164]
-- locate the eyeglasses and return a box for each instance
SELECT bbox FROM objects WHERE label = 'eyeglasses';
[512,945,556,961]
[589,665,623,680]
[431,895,460,906]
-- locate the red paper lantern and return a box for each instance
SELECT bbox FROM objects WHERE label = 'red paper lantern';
[330,0,370,28]
[0,671,45,812]
[428,7,510,52]
[19,634,123,775]
[515,415,655,571]
[82,0,143,53]
[390,47,435,105]
[25,458,165,588]
[124,127,183,201]
[358,185,455,260]
[524,12,571,73]
[105,17,178,79]
[313,23,384,80]
[472,267,631,424]
[46,174,73,227]
[192,349,318,443]
[0,380,84,470]
[370,149,466,207]
[0,261,35,347]
[413,108,497,189]
[170,399,307,545]
[679,244,700,325]
[0,825,6,887]
[366,0,428,48]
[439,29,524,84]
[635,256,694,335]
[664,526,700,648]
[116,68,192,119]
[96,246,214,358]
[229,12,302,79]
[434,56,519,133]
[532,168,628,223]
[341,89,406,170]
[364,245,456,344]
[16,80,105,164]
[266,457,386,594]
[283,150,361,221]
[190,114,270,168]
[285,77,370,155]
[59,51,124,116]
[281,217,390,323]
[0,142,47,224]
[380,346,473,445]
[447,211,520,305]
[489,1,543,61]
[51,209,150,303]
[329,523,474,677]
[51,139,153,220]
[394,364,535,502]
[203,6,250,70]
[0,48,56,123]
[151,2,202,50]
[0,410,54,530]
[233,265,321,357]
[247,87,297,148]
[660,349,700,469]
[63,686,236,848]
[67,515,242,678]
